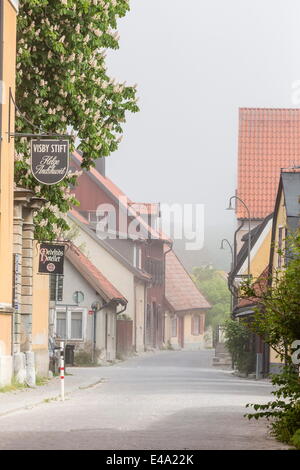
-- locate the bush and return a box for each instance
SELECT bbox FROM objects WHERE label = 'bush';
[223,319,255,375]
[291,429,300,449]
[74,342,102,366]
[246,365,300,446]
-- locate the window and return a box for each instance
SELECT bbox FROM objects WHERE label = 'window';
[56,311,67,338]
[191,315,200,335]
[171,317,177,337]
[71,311,83,339]
[55,308,85,340]
[133,244,142,269]
[145,257,164,285]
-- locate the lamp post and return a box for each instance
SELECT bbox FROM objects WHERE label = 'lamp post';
[226,196,251,279]
[220,238,234,314]
[220,238,234,271]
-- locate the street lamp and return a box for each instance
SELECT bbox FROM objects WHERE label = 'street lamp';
[226,195,251,278]
[220,238,234,271]
[220,238,234,314]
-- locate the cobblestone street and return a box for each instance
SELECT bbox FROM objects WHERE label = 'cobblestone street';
[0,351,289,450]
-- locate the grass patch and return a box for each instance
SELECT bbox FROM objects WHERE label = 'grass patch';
[0,377,28,393]
[0,375,49,393]
[43,396,59,403]
[35,375,49,386]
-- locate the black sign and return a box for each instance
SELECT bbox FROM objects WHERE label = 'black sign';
[31,139,69,185]
[38,244,65,275]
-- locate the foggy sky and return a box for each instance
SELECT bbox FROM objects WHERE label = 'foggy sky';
[106,0,300,269]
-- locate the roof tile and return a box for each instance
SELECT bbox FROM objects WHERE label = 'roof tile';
[165,250,211,312]
[237,108,300,219]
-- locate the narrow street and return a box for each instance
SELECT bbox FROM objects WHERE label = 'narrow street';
[0,351,288,450]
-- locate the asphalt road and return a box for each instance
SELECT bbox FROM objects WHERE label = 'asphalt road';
[0,350,289,450]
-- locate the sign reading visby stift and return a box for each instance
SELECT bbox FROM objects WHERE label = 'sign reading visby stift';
[38,243,65,275]
[31,139,69,185]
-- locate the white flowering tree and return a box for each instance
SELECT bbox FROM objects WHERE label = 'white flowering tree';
[15,0,138,240]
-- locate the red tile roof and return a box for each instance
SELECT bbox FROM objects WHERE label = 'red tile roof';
[165,250,211,312]
[236,267,269,309]
[128,202,160,216]
[237,108,300,219]
[72,151,172,243]
[66,243,127,304]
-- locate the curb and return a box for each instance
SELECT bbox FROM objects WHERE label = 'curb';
[0,377,105,418]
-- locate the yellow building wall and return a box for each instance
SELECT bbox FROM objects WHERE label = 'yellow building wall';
[165,313,179,348]
[240,220,272,278]
[0,1,18,359]
[0,316,12,355]
[270,190,286,369]
[183,313,205,348]
[135,282,145,353]
[164,312,205,349]
[272,191,286,270]
[31,241,49,352]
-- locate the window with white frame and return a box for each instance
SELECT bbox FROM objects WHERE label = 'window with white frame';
[171,316,177,337]
[56,310,67,338]
[55,308,86,340]
[71,311,83,339]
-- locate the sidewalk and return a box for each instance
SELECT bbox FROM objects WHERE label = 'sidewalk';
[0,366,107,417]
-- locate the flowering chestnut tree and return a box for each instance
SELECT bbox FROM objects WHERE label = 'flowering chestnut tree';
[15,0,138,240]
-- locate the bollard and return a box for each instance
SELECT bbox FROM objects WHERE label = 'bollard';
[60,341,65,401]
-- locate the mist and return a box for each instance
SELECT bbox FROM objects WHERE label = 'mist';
[106,0,300,271]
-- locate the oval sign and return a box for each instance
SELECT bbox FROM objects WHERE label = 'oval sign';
[31,139,69,185]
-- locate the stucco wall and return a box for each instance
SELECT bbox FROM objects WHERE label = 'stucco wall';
[269,191,286,370]
[135,282,145,352]
[67,215,146,350]
[164,312,205,350]
[0,0,16,309]
[31,242,50,376]
[55,257,118,361]
[0,0,17,384]
[272,191,286,270]
[240,218,272,278]
[183,313,205,350]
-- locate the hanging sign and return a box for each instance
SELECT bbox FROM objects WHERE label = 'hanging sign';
[38,243,65,275]
[31,139,69,185]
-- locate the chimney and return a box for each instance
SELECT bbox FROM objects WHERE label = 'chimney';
[95,157,106,177]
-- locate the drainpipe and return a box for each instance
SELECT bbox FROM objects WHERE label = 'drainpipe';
[91,299,127,363]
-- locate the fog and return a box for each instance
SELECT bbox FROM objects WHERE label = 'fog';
[106,0,300,270]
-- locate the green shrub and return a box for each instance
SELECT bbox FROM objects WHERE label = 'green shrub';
[291,429,300,449]
[223,319,255,375]
[246,366,300,446]
[74,342,102,366]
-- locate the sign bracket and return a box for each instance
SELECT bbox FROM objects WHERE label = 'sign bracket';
[7,88,74,142]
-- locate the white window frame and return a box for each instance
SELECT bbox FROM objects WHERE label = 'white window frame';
[55,306,87,341]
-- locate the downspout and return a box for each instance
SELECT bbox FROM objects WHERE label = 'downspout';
[93,299,127,362]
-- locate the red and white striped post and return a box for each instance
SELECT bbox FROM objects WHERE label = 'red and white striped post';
[60,341,65,401]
